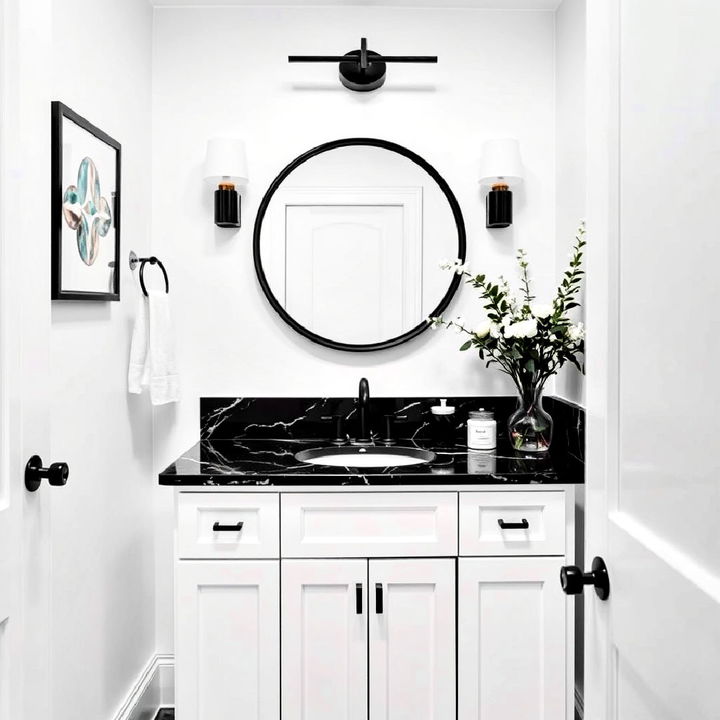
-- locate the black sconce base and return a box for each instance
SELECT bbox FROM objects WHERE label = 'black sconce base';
[214,187,241,228]
[486,188,513,229]
[339,49,387,91]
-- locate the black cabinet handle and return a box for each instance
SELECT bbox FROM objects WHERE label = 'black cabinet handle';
[375,583,383,614]
[356,583,363,614]
[498,518,529,530]
[212,521,244,532]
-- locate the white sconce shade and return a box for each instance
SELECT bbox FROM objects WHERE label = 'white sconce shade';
[478,138,524,187]
[203,137,249,186]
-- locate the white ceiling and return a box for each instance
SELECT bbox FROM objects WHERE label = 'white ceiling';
[151,0,562,10]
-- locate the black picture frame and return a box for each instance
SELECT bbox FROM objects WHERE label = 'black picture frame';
[51,101,121,301]
[253,137,467,352]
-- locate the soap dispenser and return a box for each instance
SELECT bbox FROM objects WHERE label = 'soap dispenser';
[430,399,456,448]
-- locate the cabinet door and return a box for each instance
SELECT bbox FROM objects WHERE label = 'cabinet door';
[176,560,279,720]
[282,559,368,720]
[369,558,456,720]
[458,557,566,720]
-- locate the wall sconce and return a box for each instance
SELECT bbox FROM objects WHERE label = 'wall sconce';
[203,138,248,228]
[478,138,524,229]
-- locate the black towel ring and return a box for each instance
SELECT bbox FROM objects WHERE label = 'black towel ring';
[129,251,169,297]
[139,257,169,296]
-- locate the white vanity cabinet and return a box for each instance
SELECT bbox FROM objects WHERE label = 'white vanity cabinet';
[174,487,575,720]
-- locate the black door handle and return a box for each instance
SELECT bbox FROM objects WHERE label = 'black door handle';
[498,518,529,529]
[560,556,610,600]
[212,521,244,532]
[25,455,69,492]
[375,583,383,614]
[356,583,363,614]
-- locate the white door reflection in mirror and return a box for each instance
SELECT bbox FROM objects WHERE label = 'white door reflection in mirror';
[268,187,422,345]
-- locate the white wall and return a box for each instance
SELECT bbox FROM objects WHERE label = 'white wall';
[49,1,156,717]
[151,5,558,651]
[554,0,586,404]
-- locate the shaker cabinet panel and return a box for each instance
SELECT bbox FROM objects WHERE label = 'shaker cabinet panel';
[281,492,458,557]
[281,559,368,720]
[175,560,279,720]
[458,557,566,720]
[369,558,456,720]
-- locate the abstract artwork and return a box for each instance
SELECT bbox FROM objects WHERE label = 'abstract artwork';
[52,102,121,300]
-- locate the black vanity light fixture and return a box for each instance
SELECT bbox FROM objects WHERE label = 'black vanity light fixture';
[288,37,437,92]
[478,138,524,229]
[203,138,249,228]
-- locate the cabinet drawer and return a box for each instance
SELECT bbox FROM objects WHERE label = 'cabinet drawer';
[459,491,565,556]
[177,493,279,559]
[281,492,458,558]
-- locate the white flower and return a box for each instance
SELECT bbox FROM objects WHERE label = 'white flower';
[505,318,538,339]
[454,261,469,275]
[523,318,538,338]
[567,322,585,341]
[489,322,501,338]
[439,258,469,275]
[502,315,513,328]
[531,303,553,319]
[427,316,443,330]
[473,319,492,339]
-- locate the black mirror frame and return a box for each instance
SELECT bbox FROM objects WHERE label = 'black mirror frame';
[253,137,467,352]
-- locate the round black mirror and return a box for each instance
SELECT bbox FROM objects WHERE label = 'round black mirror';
[253,138,466,352]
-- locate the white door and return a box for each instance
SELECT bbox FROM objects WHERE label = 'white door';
[0,0,52,718]
[281,559,367,720]
[369,558,455,720]
[458,557,566,720]
[175,561,280,720]
[585,1,720,718]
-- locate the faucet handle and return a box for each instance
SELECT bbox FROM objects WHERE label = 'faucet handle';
[380,414,397,446]
[331,415,347,445]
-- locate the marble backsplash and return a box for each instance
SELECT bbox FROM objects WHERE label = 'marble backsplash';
[200,395,584,463]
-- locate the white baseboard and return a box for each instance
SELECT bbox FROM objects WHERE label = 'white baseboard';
[112,656,579,719]
[111,653,174,720]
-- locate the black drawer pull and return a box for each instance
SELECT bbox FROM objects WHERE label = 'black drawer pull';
[213,521,244,532]
[375,583,383,614]
[498,518,529,530]
[356,583,363,614]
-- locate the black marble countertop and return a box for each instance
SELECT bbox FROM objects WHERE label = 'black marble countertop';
[159,395,585,487]
[159,437,584,486]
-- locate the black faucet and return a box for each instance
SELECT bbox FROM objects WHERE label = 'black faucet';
[356,377,372,444]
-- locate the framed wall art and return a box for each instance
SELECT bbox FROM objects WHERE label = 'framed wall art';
[51,101,121,300]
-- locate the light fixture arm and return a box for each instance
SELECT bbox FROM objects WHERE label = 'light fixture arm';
[289,36,438,91]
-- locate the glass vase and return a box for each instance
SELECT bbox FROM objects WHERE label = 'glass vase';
[508,375,553,452]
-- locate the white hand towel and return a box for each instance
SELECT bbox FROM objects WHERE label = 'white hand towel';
[147,289,179,405]
[128,289,179,405]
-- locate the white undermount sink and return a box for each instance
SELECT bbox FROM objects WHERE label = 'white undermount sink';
[295,445,436,468]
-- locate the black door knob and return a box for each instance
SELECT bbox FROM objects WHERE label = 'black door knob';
[560,556,610,600]
[25,455,69,492]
